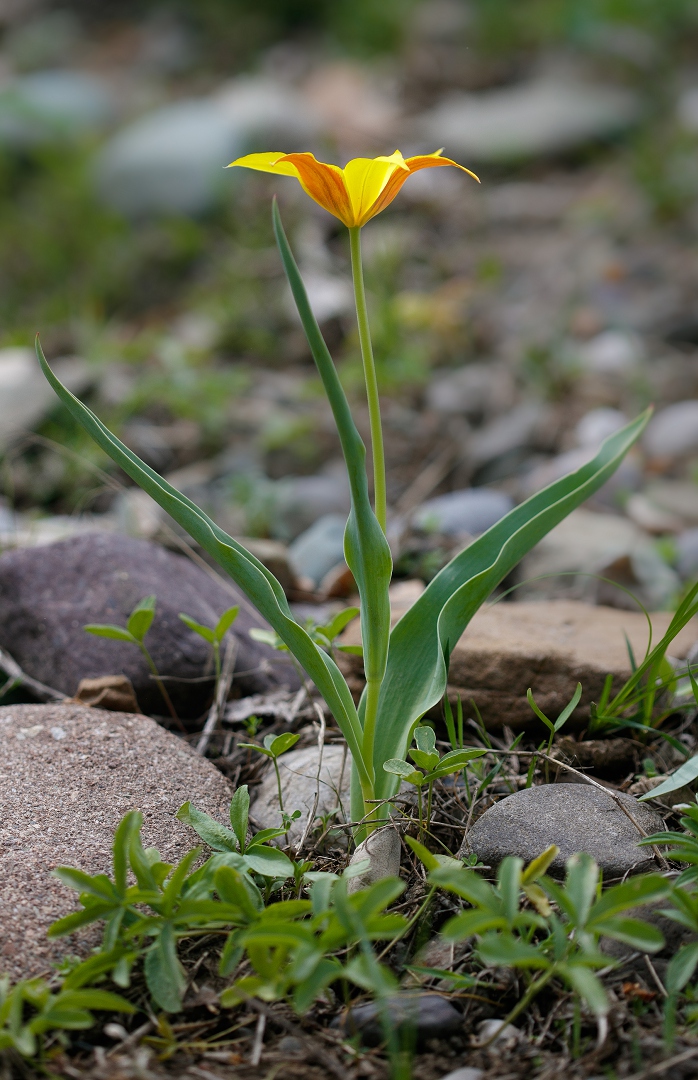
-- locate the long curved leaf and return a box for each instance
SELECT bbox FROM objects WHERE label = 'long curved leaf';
[35,338,371,792]
[372,410,650,800]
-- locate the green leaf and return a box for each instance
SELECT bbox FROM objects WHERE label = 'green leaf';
[405,835,439,871]
[638,753,698,801]
[413,726,437,756]
[230,786,249,852]
[242,847,294,879]
[521,845,560,884]
[239,742,273,758]
[442,910,508,940]
[559,963,608,1016]
[214,606,240,641]
[36,337,371,799]
[409,748,440,771]
[83,624,135,643]
[370,409,651,802]
[588,874,670,923]
[593,916,664,952]
[144,924,186,1013]
[478,932,548,969]
[429,865,497,908]
[555,682,583,731]
[666,941,698,993]
[497,857,524,925]
[424,748,487,780]
[52,868,116,903]
[176,802,238,852]
[265,732,300,758]
[127,596,156,642]
[179,613,215,643]
[113,811,142,895]
[337,644,363,656]
[563,853,599,929]
[321,607,359,641]
[382,758,422,784]
[55,989,135,1014]
[526,688,554,732]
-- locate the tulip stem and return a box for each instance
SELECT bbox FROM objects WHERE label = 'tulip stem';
[349,226,387,533]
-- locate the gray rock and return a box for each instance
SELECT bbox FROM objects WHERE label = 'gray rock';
[250,743,351,847]
[0,70,113,146]
[0,348,91,450]
[0,533,298,718]
[413,488,513,537]
[439,1069,484,1080]
[96,76,320,219]
[476,1020,521,1046]
[95,99,240,218]
[575,407,629,448]
[577,331,644,376]
[337,993,462,1047]
[644,401,698,462]
[469,403,545,468]
[644,483,698,528]
[518,508,678,609]
[419,77,640,162]
[676,528,698,581]
[288,514,346,587]
[425,363,516,419]
[273,463,351,540]
[463,784,664,878]
[0,703,232,980]
[347,826,402,894]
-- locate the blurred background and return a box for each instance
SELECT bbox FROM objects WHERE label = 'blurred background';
[3,0,698,608]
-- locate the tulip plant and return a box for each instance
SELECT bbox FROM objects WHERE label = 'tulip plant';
[37,148,650,840]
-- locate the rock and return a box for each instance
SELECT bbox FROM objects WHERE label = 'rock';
[462,784,664,878]
[0,703,232,980]
[425,363,516,420]
[643,401,698,463]
[0,512,117,552]
[273,463,351,540]
[0,70,113,147]
[518,508,678,609]
[95,99,241,218]
[336,993,462,1047]
[73,675,141,714]
[340,596,697,732]
[347,826,402,894]
[419,77,640,162]
[288,514,346,588]
[575,407,629,448]
[250,743,351,847]
[676,528,698,581]
[439,1069,484,1080]
[0,533,298,719]
[577,331,644,376]
[643,483,698,528]
[476,1020,521,1047]
[413,488,513,537]
[276,1035,304,1055]
[469,403,545,469]
[0,348,90,450]
[625,493,683,535]
[96,77,319,218]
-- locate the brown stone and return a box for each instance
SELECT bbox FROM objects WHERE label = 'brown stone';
[73,674,141,713]
[0,704,232,981]
[340,590,697,731]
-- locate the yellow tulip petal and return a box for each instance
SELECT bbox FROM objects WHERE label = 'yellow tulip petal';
[226,152,302,178]
[343,152,409,227]
[363,150,480,223]
[276,152,354,226]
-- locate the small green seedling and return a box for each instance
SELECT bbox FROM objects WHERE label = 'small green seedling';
[527,682,582,755]
[239,731,301,824]
[177,785,294,879]
[179,605,239,682]
[383,725,487,836]
[250,605,361,659]
[84,595,179,724]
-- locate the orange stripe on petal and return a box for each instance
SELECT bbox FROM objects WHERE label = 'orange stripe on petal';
[362,151,479,224]
[278,152,354,226]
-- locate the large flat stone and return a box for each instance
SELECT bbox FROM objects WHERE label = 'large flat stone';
[0,704,232,980]
[340,591,696,730]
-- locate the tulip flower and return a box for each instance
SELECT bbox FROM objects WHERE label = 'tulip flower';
[227,149,478,533]
[226,149,479,228]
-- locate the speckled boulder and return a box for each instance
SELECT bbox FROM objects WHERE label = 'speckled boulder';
[0,532,299,718]
[461,784,664,878]
[0,704,232,980]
